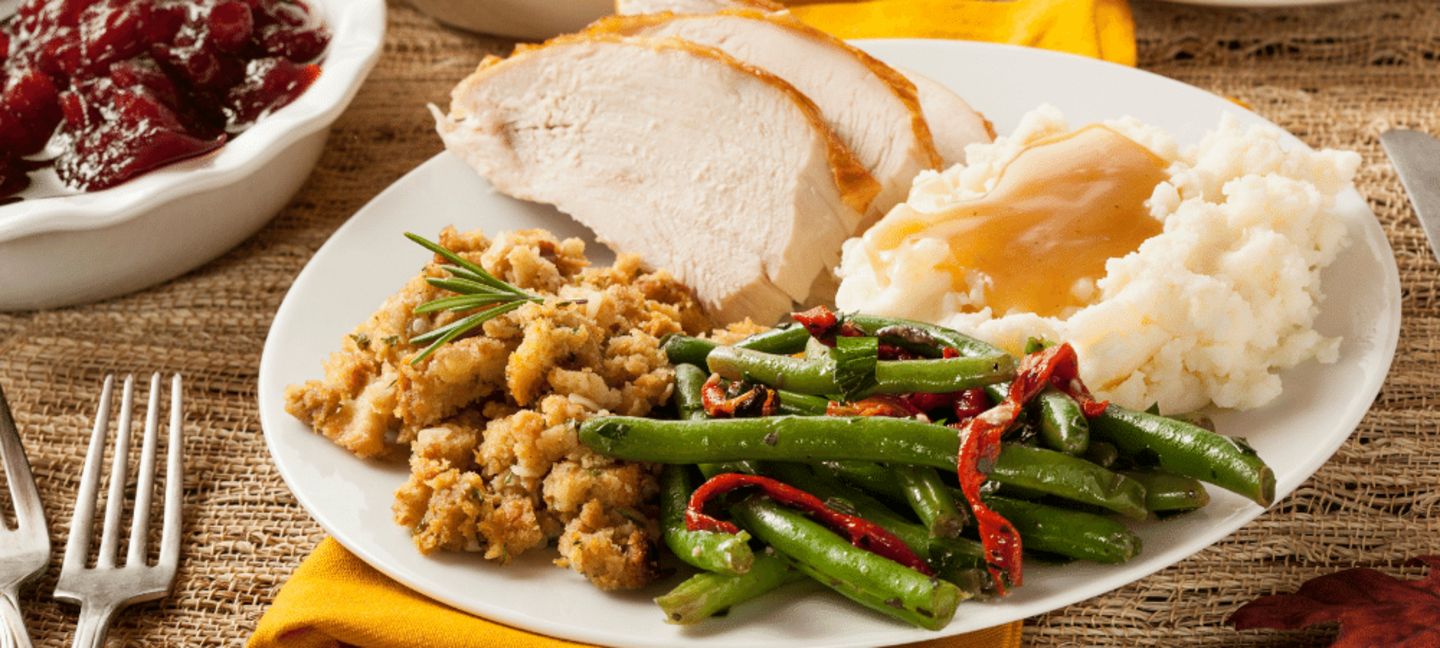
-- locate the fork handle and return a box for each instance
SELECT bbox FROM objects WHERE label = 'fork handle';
[69,602,119,648]
[1,588,35,648]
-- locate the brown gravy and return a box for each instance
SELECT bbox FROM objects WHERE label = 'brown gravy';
[867,125,1169,317]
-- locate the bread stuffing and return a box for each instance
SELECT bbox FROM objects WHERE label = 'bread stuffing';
[285,227,711,589]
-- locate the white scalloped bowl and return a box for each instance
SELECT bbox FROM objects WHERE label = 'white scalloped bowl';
[405,0,611,40]
[0,0,387,311]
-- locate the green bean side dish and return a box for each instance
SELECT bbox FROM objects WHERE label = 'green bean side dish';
[575,307,1277,631]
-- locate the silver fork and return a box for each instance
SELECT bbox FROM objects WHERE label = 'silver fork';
[54,374,183,648]
[1,383,49,648]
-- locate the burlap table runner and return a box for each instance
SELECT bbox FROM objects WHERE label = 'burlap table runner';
[1,1,1435,645]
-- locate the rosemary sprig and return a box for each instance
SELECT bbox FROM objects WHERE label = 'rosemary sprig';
[404,232,545,364]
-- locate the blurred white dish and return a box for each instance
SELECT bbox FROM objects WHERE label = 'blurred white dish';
[258,39,1400,647]
[406,0,612,40]
[0,0,387,311]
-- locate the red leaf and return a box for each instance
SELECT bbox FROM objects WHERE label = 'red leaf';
[1229,556,1440,647]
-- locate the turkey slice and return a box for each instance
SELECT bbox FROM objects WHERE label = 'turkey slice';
[589,11,943,230]
[431,34,879,324]
[895,66,995,166]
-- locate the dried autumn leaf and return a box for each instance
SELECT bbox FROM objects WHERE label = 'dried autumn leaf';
[1229,555,1440,647]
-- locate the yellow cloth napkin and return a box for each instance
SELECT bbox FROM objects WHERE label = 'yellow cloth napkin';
[787,0,1136,66]
[251,2,1135,646]
[250,538,1025,648]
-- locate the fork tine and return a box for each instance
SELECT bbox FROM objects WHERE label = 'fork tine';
[0,383,46,535]
[125,374,162,567]
[95,375,135,570]
[1,384,47,648]
[62,375,114,570]
[53,373,185,648]
[159,374,183,570]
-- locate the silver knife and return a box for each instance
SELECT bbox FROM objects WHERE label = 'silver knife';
[1381,129,1440,263]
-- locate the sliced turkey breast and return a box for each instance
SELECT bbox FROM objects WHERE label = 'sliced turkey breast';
[432,34,879,324]
[895,66,995,166]
[589,11,942,230]
[614,0,784,16]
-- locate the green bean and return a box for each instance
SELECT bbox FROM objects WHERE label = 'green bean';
[706,347,835,395]
[761,462,987,576]
[933,567,992,599]
[804,461,996,581]
[991,482,1050,501]
[844,313,1009,360]
[761,463,907,525]
[870,355,1016,397]
[982,382,1010,410]
[735,324,812,353]
[821,313,1014,406]
[989,444,1148,520]
[660,463,754,575]
[582,416,1147,518]
[697,460,761,480]
[893,464,969,537]
[1036,386,1089,456]
[662,335,723,368]
[777,389,830,416]
[1021,337,1052,355]
[661,326,811,367]
[706,346,1015,397]
[729,495,964,630]
[676,366,764,479]
[1081,440,1120,469]
[742,466,986,598]
[582,415,960,468]
[1166,410,1217,432]
[815,460,907,501]
[1089,405,1275,506]
[982,496,1142,564]
[1120,469,1211,512]
[654,551,805,625]
[673,363,709,421]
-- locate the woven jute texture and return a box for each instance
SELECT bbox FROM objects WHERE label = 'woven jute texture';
[1,1,1437,646]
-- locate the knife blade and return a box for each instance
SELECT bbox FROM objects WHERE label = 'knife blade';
[1381,129,1440,263]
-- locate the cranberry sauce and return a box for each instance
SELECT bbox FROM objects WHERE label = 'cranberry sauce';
[0,0,329,198]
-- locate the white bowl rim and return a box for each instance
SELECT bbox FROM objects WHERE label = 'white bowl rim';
[0,0,388,242]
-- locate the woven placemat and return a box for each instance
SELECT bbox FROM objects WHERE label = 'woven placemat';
[1,1,1436,646]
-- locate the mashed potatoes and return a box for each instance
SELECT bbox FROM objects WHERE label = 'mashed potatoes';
[835,105,1359,413]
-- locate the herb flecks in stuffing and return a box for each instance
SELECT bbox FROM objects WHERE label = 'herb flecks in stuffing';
[285,227,710,589]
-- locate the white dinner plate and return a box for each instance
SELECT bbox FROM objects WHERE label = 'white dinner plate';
[257,39,1401,647]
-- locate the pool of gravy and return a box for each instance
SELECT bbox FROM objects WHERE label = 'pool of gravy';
[866,124,1170,317]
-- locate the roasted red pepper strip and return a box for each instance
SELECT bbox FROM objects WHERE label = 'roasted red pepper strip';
[1058,375,1109,418]
[701,374,779,418]
[792,304,872,347]
[956,342,1105,594]
[826,394,923,418]
[685,473,934,575]
[792,305,839,339]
